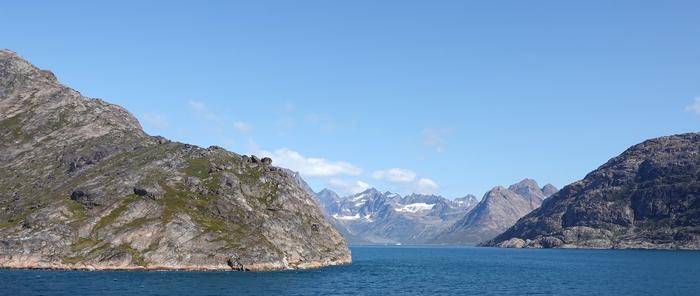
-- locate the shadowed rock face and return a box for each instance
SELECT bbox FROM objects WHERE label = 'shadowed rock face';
[432,179,556,244]
[484,133,700,250]
[0,50,350,271]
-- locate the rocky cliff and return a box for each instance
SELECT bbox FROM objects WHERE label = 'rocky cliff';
[433,179,557,244]
[484,133,700,249]
[0,50,350,271]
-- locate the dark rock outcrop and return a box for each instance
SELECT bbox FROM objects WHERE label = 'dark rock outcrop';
[0,49,350,270]
[483,133,700,250]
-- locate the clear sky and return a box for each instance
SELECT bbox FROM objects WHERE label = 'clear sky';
[3,1,699,198]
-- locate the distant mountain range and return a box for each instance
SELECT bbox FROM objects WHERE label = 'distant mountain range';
[320,188,478,244]
[303,177,557,245]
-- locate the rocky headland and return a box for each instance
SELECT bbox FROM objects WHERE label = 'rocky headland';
[0,50,350,271]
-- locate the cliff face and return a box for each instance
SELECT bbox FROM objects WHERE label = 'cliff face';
[0,50,350,271]
[484,133,700,250]
[433,179,556,244]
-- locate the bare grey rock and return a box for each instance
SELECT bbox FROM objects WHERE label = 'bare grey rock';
[498,238,526,248]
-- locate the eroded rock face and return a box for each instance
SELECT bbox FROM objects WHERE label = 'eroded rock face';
[0,49,350,270]
[483,133,700,250]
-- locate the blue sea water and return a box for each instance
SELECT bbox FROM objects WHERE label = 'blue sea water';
[2,246,700,296]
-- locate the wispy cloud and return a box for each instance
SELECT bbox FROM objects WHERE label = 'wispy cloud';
[233,121,253,133]
[305,112,336,131]
[372,168,417,183]
[188,100,219,121]
[412,178,440,194]
[327,179,371,195]
[260,148,362,177]
[275,103,297,134]
[372,167,440,194]
[258,147,369,194]
[140,113,169,130]
[685,97,700,115]
[422,128,452,153]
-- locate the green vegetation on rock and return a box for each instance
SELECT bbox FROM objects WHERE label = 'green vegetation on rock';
[184,158,210,179]
[92,195,141,233]
[118,244,147,267]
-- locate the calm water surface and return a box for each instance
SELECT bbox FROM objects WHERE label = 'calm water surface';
[2,246,699,295]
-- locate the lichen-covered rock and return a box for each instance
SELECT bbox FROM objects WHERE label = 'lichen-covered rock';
[483,133,700,250]
[0,49,350,271]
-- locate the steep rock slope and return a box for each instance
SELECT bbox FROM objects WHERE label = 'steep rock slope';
[433,179,557,244]
[0,50,350,270]
[484,133,700,249]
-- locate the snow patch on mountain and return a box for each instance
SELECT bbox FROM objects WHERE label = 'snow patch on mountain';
[333,213,361,221]
[395,203,435,213]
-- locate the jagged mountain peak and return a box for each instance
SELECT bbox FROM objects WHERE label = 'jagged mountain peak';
[318,188,340,197]
[432,179,550,244]
[508,178,540,193]
[356,188,382,195]
[541,183,558,197]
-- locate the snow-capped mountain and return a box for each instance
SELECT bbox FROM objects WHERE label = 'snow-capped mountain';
[287,169,557,245]
[315,188,478,244]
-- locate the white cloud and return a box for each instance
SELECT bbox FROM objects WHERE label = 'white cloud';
[422,128,452,153]
[371,167,441,195]
[685,97,700,115]
[413,178,440,194]
[140,113,169,129]
[260,148,362,177]
[188,100,218,121]
[328,179,371,195]
[372,168,417,183]
[233,121,253,133]
[188,101,207,113]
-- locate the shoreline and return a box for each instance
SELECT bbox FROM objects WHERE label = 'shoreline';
[0,257,352,272]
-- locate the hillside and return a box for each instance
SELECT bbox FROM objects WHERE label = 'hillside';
[0,50,350,271]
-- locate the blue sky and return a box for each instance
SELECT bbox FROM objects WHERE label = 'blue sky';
[3,1,700,198]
